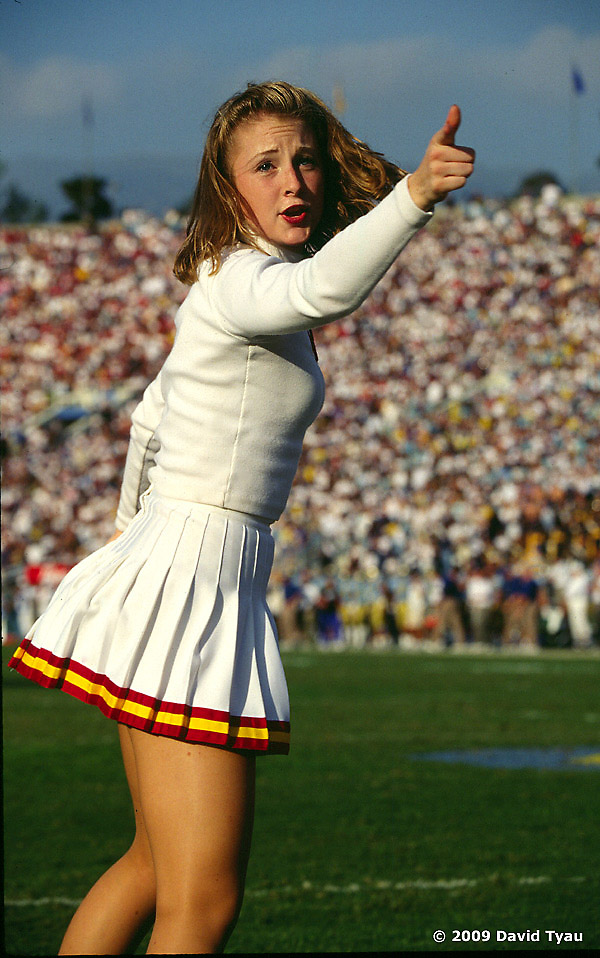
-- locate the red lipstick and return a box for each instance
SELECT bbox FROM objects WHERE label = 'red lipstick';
[281,205,308,225]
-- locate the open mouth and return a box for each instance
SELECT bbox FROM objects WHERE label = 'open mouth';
[281,205,309,226]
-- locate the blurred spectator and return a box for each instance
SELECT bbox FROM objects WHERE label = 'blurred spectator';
[432,568,466,647]
[538,582,571,648]
[465,561,500,645]
[315,580,344,646]
[562,560,593,648]
[382,581,400,646]
[501,567,539,648]
[402,569,428,639]
[590,559,600,645]
[279,577,306,647]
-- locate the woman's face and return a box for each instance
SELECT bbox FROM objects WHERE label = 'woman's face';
[228,113,324,251]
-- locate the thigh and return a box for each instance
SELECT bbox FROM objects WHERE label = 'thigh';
[118,723,144,822]
[118,724,155,877]
[127,729,256,897]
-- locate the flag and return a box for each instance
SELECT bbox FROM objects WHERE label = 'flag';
[572,67,585,95]
[332,85,347,115]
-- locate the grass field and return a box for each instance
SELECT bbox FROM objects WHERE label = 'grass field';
[4,645,600,954]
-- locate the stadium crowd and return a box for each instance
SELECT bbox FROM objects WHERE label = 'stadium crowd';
[2,186,600,651]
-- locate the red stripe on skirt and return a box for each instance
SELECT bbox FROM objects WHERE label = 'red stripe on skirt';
[8,638,290,754]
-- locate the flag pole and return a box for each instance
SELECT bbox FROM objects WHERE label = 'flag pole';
[569,66,585,195]
[82,95,94,224]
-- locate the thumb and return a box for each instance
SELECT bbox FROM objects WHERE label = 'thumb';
[434,104,461,146]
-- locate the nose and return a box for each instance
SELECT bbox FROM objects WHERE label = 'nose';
[283,163,302,194]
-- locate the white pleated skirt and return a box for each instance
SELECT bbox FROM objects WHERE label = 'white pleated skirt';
[9,491,290,754]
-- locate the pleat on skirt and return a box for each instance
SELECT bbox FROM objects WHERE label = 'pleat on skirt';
[8,491,290,754]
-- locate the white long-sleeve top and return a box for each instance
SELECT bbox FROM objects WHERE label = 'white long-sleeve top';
[115,175,432,529]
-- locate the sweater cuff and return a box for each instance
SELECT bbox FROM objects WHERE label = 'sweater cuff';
[395,175,434,227]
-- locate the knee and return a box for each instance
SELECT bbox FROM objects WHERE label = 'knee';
[192,880,244,938]
[123,838,156,901]
[157,877,244,950]
[205,883,244,947]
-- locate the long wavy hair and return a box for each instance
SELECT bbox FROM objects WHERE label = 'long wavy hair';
[174,80,406,283]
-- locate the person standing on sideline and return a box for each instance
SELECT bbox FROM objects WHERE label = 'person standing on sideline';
[465,560,499,646]
[563,559,593,648]
[433,567,466,648]
[9,81,474,954]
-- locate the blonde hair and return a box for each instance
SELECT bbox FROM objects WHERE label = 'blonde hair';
[174,80,406,284]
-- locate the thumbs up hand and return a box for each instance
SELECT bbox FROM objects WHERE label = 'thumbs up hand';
[407,105,475,211]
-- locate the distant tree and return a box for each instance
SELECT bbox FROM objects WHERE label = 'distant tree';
[176,194,193,218]
[60,175,114,223]
[1,185,48,224]
[516,171,566,198]
[0,163,48,223]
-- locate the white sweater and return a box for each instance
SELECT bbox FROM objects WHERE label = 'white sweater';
[115,175,432,528]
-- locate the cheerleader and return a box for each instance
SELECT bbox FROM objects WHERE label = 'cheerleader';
[9,80,474,954]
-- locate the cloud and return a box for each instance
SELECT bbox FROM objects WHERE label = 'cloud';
[257,26,600,108]
[3,24,598,130]
[2,24,599,193]
[250,25,600,185]
[462,26,600,99]
[1,54,120,121]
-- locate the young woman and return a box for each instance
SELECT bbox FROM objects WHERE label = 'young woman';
[9,81,474,954]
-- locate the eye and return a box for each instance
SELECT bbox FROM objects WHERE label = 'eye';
[298,154,318,168]
[257,160,275,172]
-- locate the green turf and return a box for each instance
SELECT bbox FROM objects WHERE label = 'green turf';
[4,646,599,953]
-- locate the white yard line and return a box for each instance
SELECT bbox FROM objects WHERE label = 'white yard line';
[5,873,588,907]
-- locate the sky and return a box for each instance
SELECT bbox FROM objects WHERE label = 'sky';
[1,0,599,217]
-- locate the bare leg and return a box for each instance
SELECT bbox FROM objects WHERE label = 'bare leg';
[126,728,256,955]
[59,724,156,955]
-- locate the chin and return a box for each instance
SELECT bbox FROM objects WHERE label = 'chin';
[278,229,312,250]
[280,237,307,250]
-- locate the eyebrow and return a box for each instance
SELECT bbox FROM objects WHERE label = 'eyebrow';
[248,144,319,164]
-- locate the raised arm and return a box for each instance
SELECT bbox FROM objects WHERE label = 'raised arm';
[407,105,475,211]
[213,175,431,338]
[213,107,474,340]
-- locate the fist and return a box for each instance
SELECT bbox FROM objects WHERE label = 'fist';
[408,105,475,211]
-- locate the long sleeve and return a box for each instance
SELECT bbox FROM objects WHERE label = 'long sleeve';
[115,372,165,530]
[112,173,433,526]
[210,175,432,339]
